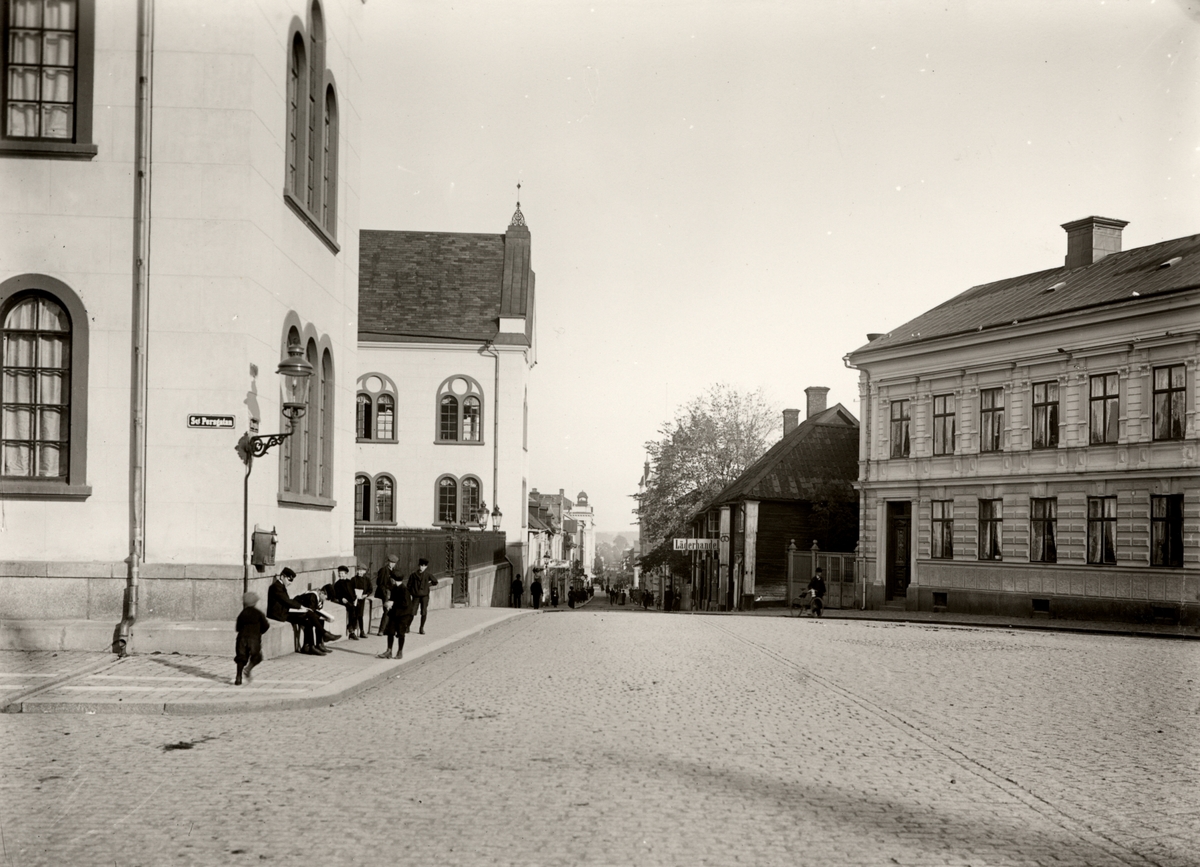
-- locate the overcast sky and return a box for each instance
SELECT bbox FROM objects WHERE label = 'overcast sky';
[359,0,1200,534]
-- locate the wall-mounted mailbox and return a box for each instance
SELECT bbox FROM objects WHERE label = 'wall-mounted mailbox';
[251,526,277,567]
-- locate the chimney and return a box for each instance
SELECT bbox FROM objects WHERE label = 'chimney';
[1062,216,1128,269]
[804,386,829,418]
[782,408,800,435]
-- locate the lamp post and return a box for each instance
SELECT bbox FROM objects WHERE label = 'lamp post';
[236,343,314,592]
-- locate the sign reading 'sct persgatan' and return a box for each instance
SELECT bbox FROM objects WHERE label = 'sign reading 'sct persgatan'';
[673,538,719,552]
[187,414,235,429]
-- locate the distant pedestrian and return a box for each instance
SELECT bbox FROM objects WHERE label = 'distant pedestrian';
[406,558,438,634]
[511,575,524,608]
[377,567,412,660]
[807,568,827,617]
[530,574,544,610]
[609,587,616,606]
[550,585,559,607]
[567,588,576,608]
[664,587,674,612]
[234,591,269,685]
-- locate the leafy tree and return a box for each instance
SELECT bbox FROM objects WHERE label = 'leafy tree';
[636,383,778,552]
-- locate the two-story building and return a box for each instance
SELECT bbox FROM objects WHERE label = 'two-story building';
[847,217,1199,626]
[1,0,362,653]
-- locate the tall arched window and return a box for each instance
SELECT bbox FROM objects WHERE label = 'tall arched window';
[355,474,370,521]
[286,34,305,197]
[321,85,338,234]
[376,393,394,440]
[278,325,334,506]
[305,3,323,215]
[319,348,333,497]
[2,294,69,478]
[356,393,371,440]
[303,338,318,494]
[437,476,458,524]
[461,476,481,524]
[435,376,484,443]
[375,474,394,523]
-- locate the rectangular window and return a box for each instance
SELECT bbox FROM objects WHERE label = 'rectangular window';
[889,399,910,458]
[706,511,719,535]
[1153,365,1186,442]
[978,498,1002,560]
[930,500,953,559]
[1031,381,1059,449]
[979,388,1003,452]
[932,394,955,456]
[1029,498,1057,563]
[1086,496,1117,565]
[1151,495,1183,568]
[1089,373,1119,444]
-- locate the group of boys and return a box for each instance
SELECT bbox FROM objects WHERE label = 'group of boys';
[232,555,437,685]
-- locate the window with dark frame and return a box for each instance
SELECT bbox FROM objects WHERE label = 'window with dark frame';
[437,476,457,525]
[1,293,70,479]
[439,395,458,441]
[979,388,1003,452]
[375,393,394,440]
[889,399,910,458]
[1151,494,1183,567]
[1029,497,1057,563]
[354,474,369,521]
[978,498,1002,560]
[461,476,480,524]
[436,376,484,444]
[932,394,955,456]
[1086,496,1117,565]
[462,395,481,442]
[930,500,953,559]
[374,474,393,523]
[1153,365,1185,442]
[356,393,370,440]
[1031,381,1059,449]
[1089,373,1119,444]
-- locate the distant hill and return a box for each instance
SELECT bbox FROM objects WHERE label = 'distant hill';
[596,531,638,547]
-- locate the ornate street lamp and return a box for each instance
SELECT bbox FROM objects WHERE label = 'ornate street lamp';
[491,504,502,530]
[237,343,314,591]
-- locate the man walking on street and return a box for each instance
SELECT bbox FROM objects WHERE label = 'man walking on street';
[530,572,543,610]
[406,558,438,634]
[511,574,524,608]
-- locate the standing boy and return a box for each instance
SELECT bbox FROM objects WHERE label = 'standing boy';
[377,567,412,660]
[234,591,269,685]
[406,558,438,634]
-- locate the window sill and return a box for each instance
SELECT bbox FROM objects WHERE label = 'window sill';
[278,491,336,510]
[0,140,97,160]
[357,437,397,444]
[0,480,92,499]
[356,520,397,527]
[283,190,340,254]
[434,439,486,446]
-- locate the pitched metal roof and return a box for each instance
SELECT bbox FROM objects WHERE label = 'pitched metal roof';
[851,232,1200,355]
[710,404,860,506]
[359,230,507,342]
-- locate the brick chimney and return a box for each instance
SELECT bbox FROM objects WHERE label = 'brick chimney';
[1062,216,1128,269]
[804,386,829,418]
[782,408,800,435]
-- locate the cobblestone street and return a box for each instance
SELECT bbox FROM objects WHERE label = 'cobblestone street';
[1,603,1196,866]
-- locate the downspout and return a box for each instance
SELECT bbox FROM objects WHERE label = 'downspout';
[843,351,868,610]
[118,0,155,656]
[482,341,500,511]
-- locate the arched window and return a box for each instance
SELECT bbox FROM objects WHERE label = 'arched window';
[2,294,69,478]
[435,376,484,443]
[356,393,371,440]
[461,476,481,524]
[319,348,333,497]
[278,325,334,506]
[1,277,90,497]
[376,393,394,440]
[286,34,305,197]
[355,474,370,521]
[305,2,323,215]
[303,338,318,494]
[437,475,458,525]
[321,85,338,233]
[374,474,394,523]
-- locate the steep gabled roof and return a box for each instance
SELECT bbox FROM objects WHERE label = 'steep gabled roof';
[710,404,859,506]
[851,232,1200,355]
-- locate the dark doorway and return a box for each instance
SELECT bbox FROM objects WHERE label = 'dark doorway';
[885,501,911,603]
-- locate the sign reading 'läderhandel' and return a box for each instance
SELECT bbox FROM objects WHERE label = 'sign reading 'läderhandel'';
[187,414,235,429]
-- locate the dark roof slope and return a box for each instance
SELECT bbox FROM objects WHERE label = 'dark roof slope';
[359,230,505,341]
[711,404,859,505]
[852,232,1200,354]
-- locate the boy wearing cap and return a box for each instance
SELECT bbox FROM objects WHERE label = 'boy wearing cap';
[234,591,269,685]
[348,562,373,638]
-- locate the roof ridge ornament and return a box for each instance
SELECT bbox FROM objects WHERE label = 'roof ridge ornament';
[509,181,526,227]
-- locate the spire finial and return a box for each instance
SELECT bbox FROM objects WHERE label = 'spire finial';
[509,181,526,228]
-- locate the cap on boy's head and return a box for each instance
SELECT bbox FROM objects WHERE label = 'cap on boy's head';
[336,565,349,574]
[280,567,297,581]
[355,561,367,571]
[815,567,823,574]
[387,555,398,564]
[418,557,429,567]
[242,591,259,607]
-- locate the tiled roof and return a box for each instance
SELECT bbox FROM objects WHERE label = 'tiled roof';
[710,405,860,506]
[359,230,506,341]
[852,232,1200,354]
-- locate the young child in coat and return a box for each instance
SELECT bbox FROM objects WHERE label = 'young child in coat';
[235,591,270,685]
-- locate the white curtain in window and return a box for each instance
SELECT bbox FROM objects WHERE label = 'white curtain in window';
[5,333,36,366]
[44,0,78,30]
[11,0,43,28]
[2,444,31,476]
[3,407,32,439]
[4,371,35,403]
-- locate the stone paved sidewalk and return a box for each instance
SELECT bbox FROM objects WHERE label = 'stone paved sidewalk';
[0,607,529,715]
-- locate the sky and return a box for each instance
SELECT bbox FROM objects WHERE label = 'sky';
[359,0,1200,535]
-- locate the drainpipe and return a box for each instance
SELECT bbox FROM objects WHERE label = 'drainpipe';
[481,341,500,513]
[843,351,867,610]
[119,0,155,656]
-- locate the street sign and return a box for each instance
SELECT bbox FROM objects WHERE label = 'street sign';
[673,538,718,552]
[187,414,235,429]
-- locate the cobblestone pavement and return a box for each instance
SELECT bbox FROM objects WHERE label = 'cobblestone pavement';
[0,603,1195,866]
